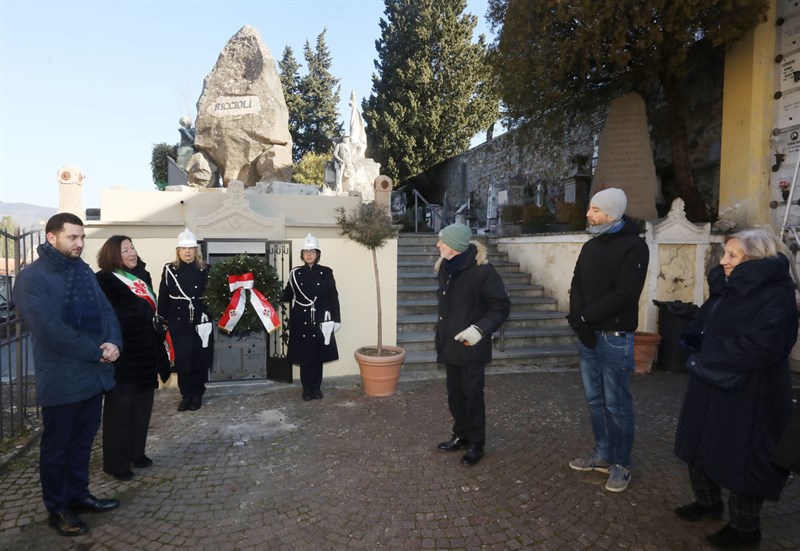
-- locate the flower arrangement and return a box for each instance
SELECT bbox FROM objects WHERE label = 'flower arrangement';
[205,254,282,335]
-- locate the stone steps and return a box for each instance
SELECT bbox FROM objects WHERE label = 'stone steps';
[396,234,578,371]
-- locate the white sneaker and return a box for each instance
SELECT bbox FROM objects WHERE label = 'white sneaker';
[569,453,612,474]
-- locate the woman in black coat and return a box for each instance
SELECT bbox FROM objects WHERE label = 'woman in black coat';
[281,233,340,401]
[157,229,214,412]
[673,229,798,549]
[96,235,169,481]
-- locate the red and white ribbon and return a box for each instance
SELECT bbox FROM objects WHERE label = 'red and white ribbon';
[217,272,281,334]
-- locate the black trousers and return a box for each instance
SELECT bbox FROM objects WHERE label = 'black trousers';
[300,363,323,392]
[40,393,102,512]
[446,362,486,448]
[178,366,208,399]
[102,387,154,475]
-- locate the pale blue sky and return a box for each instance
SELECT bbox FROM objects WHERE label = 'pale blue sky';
[0,0,492,210]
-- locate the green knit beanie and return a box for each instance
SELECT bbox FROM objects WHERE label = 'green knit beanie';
[438,223,472,252]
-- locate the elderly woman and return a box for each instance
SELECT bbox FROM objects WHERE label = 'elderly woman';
[96,235,169,481]
[674,228,798,549]
[157,229,214,412]
[281,233,341,401]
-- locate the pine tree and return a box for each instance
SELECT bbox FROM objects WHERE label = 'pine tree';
[295,29,343,159]
[487,0,769,222]
[278,46,305,163]
[364,0,498,184]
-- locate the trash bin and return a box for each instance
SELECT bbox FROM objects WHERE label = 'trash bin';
[653,300,699,372]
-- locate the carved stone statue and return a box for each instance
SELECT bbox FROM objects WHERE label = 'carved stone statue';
[332,136,354,194]
[176,116,196,169]
[349,90,367,159]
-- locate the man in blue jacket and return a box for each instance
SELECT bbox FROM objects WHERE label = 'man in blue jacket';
[434,223,510,467]
[567,188,649,493]
[15,212,123,536]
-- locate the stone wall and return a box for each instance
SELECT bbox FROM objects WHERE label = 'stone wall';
[408,47,725,228]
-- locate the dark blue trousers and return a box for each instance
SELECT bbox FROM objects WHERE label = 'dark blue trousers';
[39,393,103,512]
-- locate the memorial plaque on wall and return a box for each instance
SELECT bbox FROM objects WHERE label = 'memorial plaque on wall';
[780,15,800,54]
[779,51,800,94]
[777,86,800,129]
[777,0,800,21]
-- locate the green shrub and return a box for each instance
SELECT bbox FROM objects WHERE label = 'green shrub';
[151,143,177,190]
[555,201,586,230]
[293,151,329,186]
[522,204,554,226]
[502,204,524,224]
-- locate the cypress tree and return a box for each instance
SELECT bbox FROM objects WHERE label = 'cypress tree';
[364,0,498,185]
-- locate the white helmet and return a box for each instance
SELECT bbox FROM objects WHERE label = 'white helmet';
[176,228,198,248]
[302,233,320,251]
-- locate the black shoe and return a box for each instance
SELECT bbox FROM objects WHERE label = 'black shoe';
[70,494,120,514]
[313,389,323,399]
[302,390,313,401]
[133,455,153,468]
[111,470,134,481]
[705,525,762,549]
[187,397,202,411]
[674,501,724,521]
[437,436,468,452]
[48,509,88,537]
[177,398,190,412]
[460,446,485,466]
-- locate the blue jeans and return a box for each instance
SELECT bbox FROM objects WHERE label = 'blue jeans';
[578,332,635,467]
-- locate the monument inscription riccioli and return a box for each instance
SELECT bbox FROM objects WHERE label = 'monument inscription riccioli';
[210,95,261,117]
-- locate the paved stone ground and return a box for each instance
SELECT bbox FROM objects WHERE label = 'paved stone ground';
[0,368,798,551]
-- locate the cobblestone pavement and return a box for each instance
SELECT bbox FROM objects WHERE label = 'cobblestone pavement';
[1,368,798,551]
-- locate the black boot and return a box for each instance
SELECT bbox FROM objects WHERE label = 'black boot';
[705,525,761,549]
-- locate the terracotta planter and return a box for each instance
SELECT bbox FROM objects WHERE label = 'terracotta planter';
[354,345,406,397]
[633,332,661,374]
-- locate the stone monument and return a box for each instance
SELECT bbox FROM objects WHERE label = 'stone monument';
[591,92,659,221]
[326,91,380,202]
[194,25,293,187]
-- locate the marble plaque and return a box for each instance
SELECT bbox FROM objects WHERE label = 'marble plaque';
[778,86,800,129]
[779,51,800,93]
[208,95,261,117]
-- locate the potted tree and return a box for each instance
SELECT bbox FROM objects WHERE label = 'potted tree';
[336,201,406,396]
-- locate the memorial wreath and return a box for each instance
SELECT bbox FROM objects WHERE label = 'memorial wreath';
[205,254,283,335]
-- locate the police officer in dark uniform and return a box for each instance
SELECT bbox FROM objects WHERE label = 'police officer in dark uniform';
[157,229,214,412]
[282,233,341,400]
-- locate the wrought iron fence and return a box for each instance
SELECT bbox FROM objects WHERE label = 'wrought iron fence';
[1,225,45,447]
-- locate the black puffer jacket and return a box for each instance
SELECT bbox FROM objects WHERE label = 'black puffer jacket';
[96,262,168,392]
[435,242,510,366]
[569,216,649,331]
[674,255,798,500]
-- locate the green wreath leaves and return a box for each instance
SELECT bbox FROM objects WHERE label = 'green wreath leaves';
[205,254,283,335]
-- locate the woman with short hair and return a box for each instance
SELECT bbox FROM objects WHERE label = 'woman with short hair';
[674,228,798,549]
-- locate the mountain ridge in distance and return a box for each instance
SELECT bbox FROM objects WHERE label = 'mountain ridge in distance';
[0,201,57,229]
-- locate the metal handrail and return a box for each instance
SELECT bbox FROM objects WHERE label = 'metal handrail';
[412,189,445,233]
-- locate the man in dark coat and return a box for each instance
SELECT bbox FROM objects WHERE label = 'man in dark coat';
[281,233,341,400]
[434,223,510,467]
[567,188,649,493]
[14,213,122,537]
[673,230,797,549]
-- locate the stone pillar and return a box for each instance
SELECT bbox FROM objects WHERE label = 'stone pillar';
[57,165,84,220]
[718,1,776,226]
[374,175,392,213]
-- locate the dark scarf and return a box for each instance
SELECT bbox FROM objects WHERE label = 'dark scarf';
[38,241,103,334]
[443,244,476,275]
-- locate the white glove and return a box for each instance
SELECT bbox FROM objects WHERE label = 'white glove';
[334,322,341,333]
[454,325,483,346]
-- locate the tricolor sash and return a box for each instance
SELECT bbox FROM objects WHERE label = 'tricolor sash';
[113,270,175,364]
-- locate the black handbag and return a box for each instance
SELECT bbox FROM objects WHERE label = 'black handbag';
[685,353,747,392]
